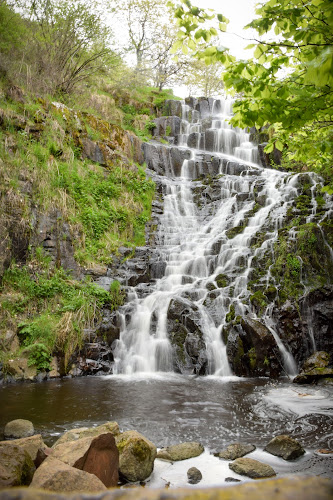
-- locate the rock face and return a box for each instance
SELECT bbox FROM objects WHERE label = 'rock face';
[229,457,276,478]
[4,420,34,440]
[115,430,157,482]
[0,435,46,462]
[0,446,35,488]
[293,351,333,384]
[29,457,107,493]
[264,435,305,460]
[157,442,204,461]
[218,443,256,460]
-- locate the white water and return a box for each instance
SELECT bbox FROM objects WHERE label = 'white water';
[113,97,330,377]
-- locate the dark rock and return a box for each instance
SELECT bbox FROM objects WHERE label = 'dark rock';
[229,457,276,478]
[264,435,305,460]
[225,477,241,482]
[187,466,202,484]
[218,443,256,460]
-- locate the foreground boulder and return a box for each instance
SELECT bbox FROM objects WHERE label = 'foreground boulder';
[264,435,305,460]
[157,442,204,461]
[52,421,119,448]
[0,435,46,463]
[4,420,34,440]
[217,443,256,460]
[52,433,118,487]
[116,430,157,482]
[29,457,107,493]
[2,476,331,500]
[229,457,276,478]
[0,446,35,488]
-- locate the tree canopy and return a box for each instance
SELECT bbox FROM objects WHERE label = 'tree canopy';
[168,0,333,189]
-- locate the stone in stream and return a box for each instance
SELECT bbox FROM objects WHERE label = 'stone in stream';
[4,419,34,440]
[229,457,276,478]
[264,435,305,460]
[29,457,107,493]
[187,466,202,484]
[157,441,204,461]
[115,430,157,482]
[218,443,256,460]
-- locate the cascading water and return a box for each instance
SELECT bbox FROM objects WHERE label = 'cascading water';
[112,96,333,378]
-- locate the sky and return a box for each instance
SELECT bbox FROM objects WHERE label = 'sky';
[172,0,259,96]
[193,0,259,60]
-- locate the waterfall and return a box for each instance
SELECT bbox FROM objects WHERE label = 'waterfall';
[112,96,332,377]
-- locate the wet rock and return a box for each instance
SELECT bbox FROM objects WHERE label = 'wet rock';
[225,477,241,482]
[264,435,305,460]
[4,420,34,440]
[187,467,202,484]
[303,351,330,371]
[5,357,37,381]
[29,457,106,493]
[163,100,183,118]
[157,442,204,461]
[218,443,256,460]
[115,430,157,482]
[52,422,119,448]
[153,116,181,138]
[0,445,35,488]
[0,435,46,462]
[229,457,276,478]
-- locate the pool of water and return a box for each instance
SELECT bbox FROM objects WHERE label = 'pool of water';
[1,375,332,483]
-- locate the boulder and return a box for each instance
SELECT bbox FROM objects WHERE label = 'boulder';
[115,430,157,482]
[229,457,276,479]
[29,457,107,493]
[157,442,204,461]
[52,432,119,485]
[52,421,119,447]
[5,359,37,381]
[4,420,34,440]
[264,435,305,460]
[0,446,35,488]
[293,351,333,384]
[187,467,202,484]
[218,443,256,460]
[0,435,46,462]
[302,351,330,371]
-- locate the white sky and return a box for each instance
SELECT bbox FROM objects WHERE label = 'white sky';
[193,0,259,59]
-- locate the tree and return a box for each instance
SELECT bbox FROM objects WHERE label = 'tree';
[169,0,333,188]
[182,59,224,96]
[7,0,115,94]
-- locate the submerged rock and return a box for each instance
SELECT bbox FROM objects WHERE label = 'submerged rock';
[29,457,106,493]
[218,443,256,460]
[229,457,276,478]
[157,441,204,461]
[4,420,34,440]
[187,467,202,484]
[116,430,157,482]
[264,435,305,460]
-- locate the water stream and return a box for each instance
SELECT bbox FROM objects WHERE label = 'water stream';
[113,97,328,377]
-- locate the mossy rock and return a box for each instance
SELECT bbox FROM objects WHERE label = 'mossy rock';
[115,430,157,482]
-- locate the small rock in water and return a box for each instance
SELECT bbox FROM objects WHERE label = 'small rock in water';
[229,457,276,478]
[157,442,204,461]
[264,435,305,460]
[4,419,34,439]
[218,443,256,460]
[225,477,241,482]
[187,466,202,484]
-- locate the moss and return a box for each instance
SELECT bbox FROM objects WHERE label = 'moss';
[226,224,245,239]
[250,290,267,311]
[216,273,228,288]
[226,304,235,323]
[248,347,257,370]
